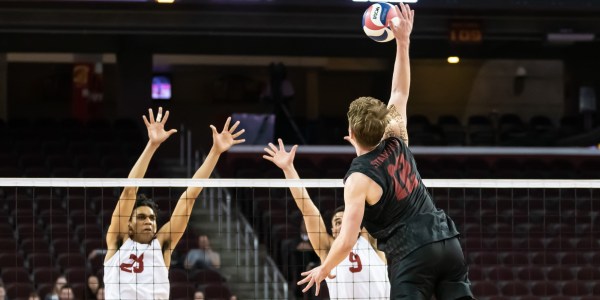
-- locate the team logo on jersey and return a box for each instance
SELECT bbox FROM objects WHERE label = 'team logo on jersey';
[120,253,144,273]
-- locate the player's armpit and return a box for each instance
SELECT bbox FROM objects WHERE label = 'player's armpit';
[383,104,409,145]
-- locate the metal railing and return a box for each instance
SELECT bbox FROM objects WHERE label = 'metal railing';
[204,186,288,299]
[264,255,289,300]
[184,123,288,299]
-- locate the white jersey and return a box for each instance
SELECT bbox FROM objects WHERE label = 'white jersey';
[104,238,169,300]
[325,236,390,300]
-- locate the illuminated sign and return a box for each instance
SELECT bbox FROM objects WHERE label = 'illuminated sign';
[449,22,483,43]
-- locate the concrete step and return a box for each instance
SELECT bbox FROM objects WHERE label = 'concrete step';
[184,198,289,299]
[231,281,288,300]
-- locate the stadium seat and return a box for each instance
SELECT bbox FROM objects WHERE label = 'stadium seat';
[562,281,590,296]
[169,268,189,284]
[516,266,545,281]
[191,269,226,285]
[500,281,529,296]
[6,282,35,299]
[487,266,514,281]
[471,281,499,296]
[170,283,197,300]
[530,281,560,296]
[1,267,31,284]
[203,283,231,300]
[32,267,60,286]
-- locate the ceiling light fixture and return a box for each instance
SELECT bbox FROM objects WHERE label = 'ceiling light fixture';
[447,56,460,64]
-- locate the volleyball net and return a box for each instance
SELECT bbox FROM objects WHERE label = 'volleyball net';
[1,178,600,299]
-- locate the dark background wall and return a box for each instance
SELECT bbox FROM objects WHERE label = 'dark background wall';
[1,0,600,149]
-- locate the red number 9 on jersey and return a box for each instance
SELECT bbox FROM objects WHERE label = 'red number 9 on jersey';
[349,252,363,273]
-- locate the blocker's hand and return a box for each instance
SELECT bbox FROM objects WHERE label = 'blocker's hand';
[143,107,177,146]
[262,138,298,172]
[298,264,335,296]
[210,117,245,154]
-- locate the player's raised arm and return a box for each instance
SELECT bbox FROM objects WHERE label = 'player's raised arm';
[263,139,333,261]
[384,3,414,145]
[105,107,177,262]
[157,117,245,265]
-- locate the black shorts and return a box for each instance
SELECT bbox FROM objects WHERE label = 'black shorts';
[388,237,474,300]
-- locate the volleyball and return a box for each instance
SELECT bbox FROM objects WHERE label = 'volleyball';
[362,3,399,43]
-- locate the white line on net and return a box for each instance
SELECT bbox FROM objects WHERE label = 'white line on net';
[1,178,600,188]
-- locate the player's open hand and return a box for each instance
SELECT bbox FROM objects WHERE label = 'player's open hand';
[143,107,177,146]
[390,3,414,42]
[263,138,298,172]
[210,117,245,154]
[298,265,334,296]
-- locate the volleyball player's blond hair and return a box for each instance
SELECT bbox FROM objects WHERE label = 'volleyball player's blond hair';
[347,97,389,148]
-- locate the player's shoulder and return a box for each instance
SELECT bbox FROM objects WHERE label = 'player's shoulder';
[383,104,409,145]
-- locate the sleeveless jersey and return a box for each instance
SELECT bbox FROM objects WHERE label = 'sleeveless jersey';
[325,236,390,299]
[104,238,169,300]
[344,137,459,264]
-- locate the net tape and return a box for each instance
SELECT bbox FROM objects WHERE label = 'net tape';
[1,178,600,188]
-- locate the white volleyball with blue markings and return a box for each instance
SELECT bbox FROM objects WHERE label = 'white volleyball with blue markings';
[362,3,399,43]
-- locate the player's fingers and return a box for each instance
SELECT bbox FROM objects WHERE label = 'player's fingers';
[233,139,245,144]
[277,138,286,151]
[222,117,231,132]
[142,115,150,127]
[156,107,163,122]
[148,108,155,123]
[402,4,410,19]
[298,273,311,283]
[268,142,278,152]
[161,110,171,124]
[263,155,274,162]
[232,129,245,139]
[230,120,240,132]
[290,145,298,156]
[300,279,314,293]
[395,4,403,20]
[264,148,275,156]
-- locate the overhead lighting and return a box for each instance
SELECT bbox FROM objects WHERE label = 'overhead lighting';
[156,0,175,3]
[353,0,418,3]
[447,56,460,64]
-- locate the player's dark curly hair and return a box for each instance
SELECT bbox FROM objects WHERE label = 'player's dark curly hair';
[333,205,345,215]
[129,194,159,221]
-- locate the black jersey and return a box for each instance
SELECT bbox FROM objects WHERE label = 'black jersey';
[344,137,459,264]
